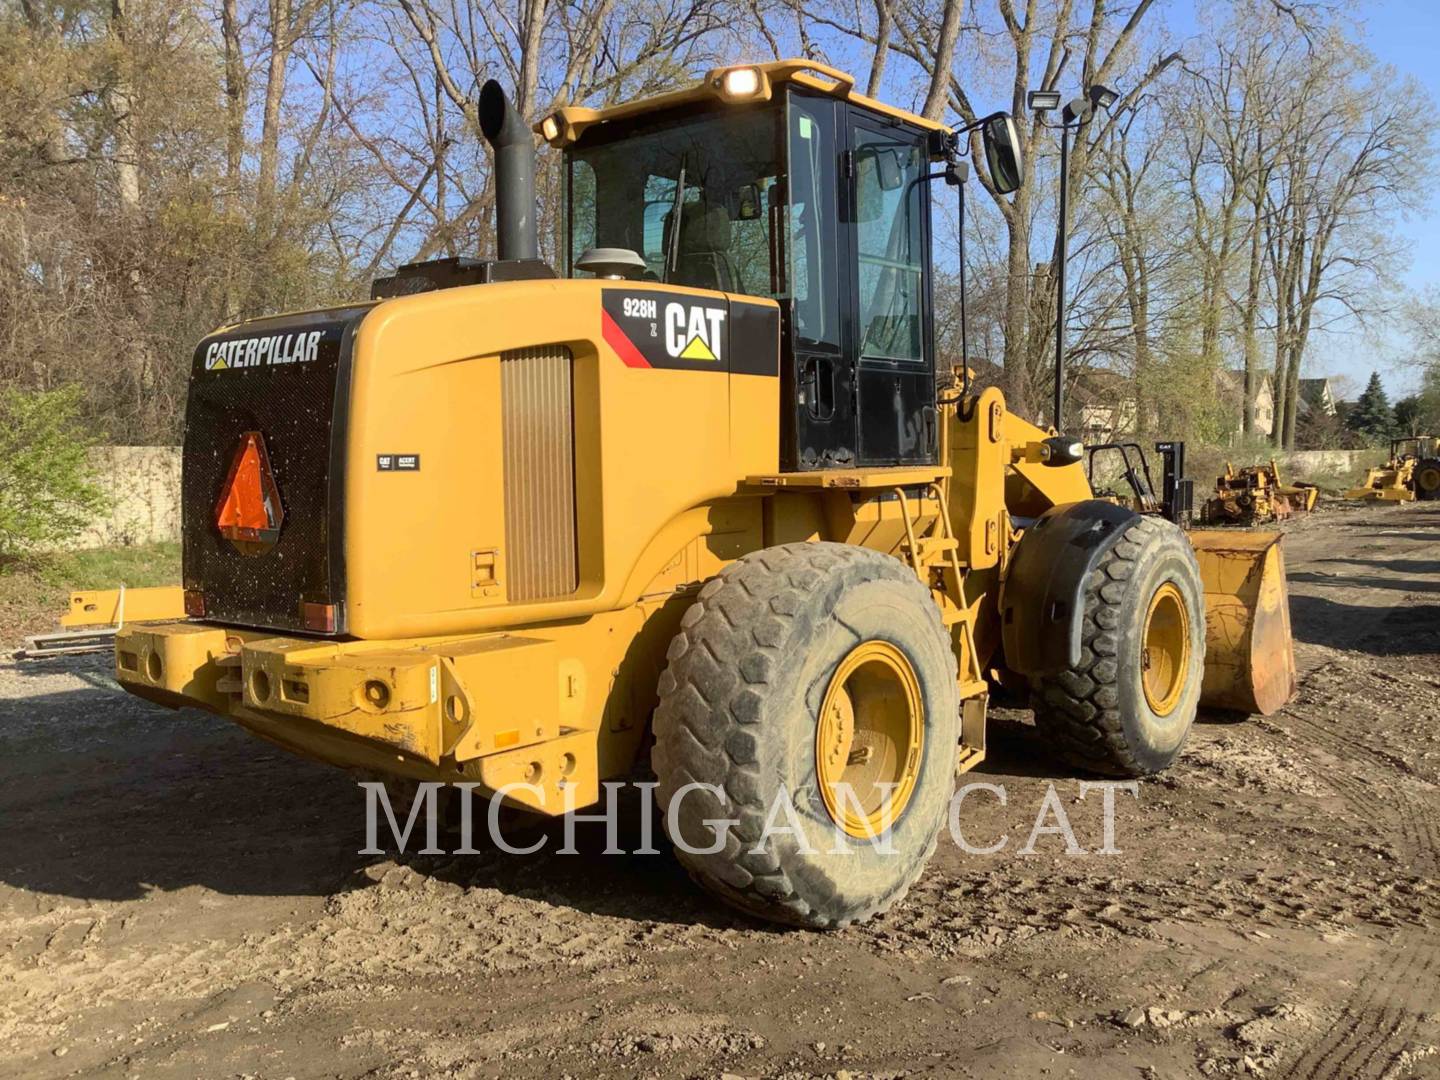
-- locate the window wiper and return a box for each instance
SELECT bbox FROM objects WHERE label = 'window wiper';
[665,153,688,283]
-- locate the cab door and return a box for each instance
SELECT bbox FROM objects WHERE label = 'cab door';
[845,112,935,465]
[783,92,856,469]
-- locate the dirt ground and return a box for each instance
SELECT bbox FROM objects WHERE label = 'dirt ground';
[2,502,1438,1080]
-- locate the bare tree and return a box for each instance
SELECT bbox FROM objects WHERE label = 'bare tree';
[1263,31,1429,447]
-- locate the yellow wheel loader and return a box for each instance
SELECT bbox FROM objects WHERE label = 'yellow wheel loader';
[1202,460,1318,524]
[1345,436,1440,502]
[64,61,1296,928]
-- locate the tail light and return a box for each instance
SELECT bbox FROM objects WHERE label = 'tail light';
[301,602,338,633]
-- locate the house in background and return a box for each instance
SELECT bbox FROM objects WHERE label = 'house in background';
[1217,369,1275,438]
[1070,368,1139,441]
[1297,377,1339,418]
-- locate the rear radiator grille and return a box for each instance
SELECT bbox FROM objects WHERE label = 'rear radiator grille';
[501,345,579,602]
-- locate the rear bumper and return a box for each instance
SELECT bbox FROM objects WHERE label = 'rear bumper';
[113,621,601,812]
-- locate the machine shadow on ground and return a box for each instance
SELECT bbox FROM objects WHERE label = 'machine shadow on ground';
[1290,570,1440,594]
[0,680,770,927]
[1289,593,1440,655]
[0,691,361,902]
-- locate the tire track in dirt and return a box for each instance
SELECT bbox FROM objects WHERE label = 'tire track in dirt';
[1282,936,1438,1080]
[1280,694,1438,876]
[1270,662,1440,1079]
[857,856,1436,965]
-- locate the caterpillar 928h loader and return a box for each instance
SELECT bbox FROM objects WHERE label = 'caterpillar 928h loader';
[83,61,1296,927]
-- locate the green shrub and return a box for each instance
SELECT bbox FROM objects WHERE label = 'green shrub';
[0,386,109,559]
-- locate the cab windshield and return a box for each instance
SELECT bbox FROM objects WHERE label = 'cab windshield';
[566,106,784,295]
[565,93,928,361]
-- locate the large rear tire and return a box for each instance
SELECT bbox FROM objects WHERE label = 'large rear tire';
[1029,516,1206,777]
[652,542,959,929]
[1414,458,1440,501]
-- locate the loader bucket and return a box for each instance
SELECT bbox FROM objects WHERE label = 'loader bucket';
[1188,530,1296,715]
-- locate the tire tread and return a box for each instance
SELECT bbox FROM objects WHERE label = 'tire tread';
[652,542,954,929]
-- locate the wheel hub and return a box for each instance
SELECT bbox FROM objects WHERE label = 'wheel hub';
[816,641,924,838]
[1141,581,1190,716]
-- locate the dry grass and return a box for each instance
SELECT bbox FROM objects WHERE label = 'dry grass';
[0,541,179,646]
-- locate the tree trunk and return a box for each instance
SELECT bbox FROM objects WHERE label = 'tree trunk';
[109,0,142,221]
[867,0,893,98]
[222,0,247,192]
[1283,337,1303,449]
[517,0,549,121]
[1271,298,1289,449]
[921,0,965,121]
[259,0,294,226]
[1002,197,1033,417]
[221,0,247,319]
[1240,204,1262,435]
[108,0,157,431]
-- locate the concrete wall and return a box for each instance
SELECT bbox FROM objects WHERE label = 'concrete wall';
[69,446,182,550]
[1277,450,1382,482]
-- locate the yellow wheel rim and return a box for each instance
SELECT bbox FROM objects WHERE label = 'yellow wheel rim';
[1141,582,1190,716]
[1419,467,1440,493]
[815,641,924,838]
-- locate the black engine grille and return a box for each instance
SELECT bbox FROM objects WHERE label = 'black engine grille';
[181,306,370,634]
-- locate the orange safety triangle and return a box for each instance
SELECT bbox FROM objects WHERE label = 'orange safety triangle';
[216,432,283,540]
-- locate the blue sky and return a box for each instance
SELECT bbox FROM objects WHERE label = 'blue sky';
[1361,0,1440,398]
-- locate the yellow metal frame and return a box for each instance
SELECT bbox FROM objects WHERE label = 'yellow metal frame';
[1205,460,1317,522]
[1345,459,1417,502]
[62,586,186,628]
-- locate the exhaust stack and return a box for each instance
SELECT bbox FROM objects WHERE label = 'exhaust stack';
[479,80,538,262]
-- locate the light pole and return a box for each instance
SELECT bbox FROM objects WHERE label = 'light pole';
[1027,84,1117,432]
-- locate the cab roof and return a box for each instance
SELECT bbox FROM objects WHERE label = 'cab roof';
[534,59,949,148]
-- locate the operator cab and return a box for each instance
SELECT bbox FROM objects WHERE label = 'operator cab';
[561,74,943,471]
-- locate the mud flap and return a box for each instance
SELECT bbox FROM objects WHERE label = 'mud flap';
[1189,530,1296,715]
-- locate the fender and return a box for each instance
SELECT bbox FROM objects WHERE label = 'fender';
[1000,499,1141,676]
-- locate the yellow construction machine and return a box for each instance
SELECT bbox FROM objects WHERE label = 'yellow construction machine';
[1202,460,1318,524]
[1345,436,1440,502]
[59,62,1296,927]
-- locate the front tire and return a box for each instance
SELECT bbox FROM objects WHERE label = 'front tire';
[1029,516,1206,777]
[651,543,959,929]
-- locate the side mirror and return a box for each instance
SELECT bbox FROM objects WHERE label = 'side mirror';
[855,145,907,222]
[982,114,1023,195]
[876,148,904,190]
[736,182,762,221]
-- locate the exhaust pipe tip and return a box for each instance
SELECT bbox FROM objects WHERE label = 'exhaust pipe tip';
[478,79,521,145]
